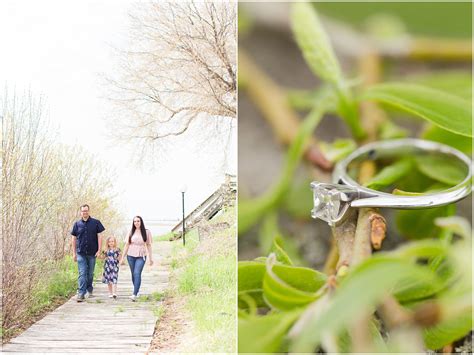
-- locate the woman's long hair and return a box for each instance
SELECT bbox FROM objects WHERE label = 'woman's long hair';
[128,216,147,244]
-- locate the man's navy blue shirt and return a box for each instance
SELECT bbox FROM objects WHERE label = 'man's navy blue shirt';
[71,217,105,255]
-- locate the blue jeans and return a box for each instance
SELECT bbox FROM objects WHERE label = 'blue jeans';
[127,255,146,296]
[77,253,96,296]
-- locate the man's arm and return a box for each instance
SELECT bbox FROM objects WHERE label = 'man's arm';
[96,220,106,257]
[72,235,77,262]
[96,232,103,257]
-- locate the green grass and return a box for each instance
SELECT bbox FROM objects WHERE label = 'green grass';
[154,232,175,242]
[28,256,77,316]
[183,228,200,249]
[178,253,236,352]
[152,304,165,318]
[28,255,106,316]
[185,288,236,352]
[206,206,236,225]
[170,211,236,353]
[94,258,104,280]
[137,292,164,303]
[178,254,235,294]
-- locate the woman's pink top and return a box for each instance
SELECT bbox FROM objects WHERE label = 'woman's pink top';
[127,229,152,257]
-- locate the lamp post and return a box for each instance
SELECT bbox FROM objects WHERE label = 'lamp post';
[180,185,187,246]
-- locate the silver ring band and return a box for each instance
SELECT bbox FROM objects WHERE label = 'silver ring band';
[311,139,472,226]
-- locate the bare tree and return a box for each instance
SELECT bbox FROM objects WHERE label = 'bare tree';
[106,1,236,148]
[1,88,122,332]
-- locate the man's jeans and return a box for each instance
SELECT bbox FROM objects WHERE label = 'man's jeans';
[127,255,146,296]
[77,253,96,296]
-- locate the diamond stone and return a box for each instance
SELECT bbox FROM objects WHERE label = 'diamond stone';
[311,184,348,225]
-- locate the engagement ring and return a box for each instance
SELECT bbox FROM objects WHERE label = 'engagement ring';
[311,139,472,226]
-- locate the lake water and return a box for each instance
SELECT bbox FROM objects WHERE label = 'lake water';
[118,220,179,238]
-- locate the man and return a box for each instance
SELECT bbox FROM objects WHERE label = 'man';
[71,204,105,302]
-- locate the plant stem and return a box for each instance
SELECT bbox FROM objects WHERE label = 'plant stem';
[358,51,387,143]
[239,49,332,170]
[332,208,357,271]
[409,37,472,61]
[323,239,339,275]
[352,208,376,266]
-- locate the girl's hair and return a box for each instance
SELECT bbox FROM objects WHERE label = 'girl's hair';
[128,216,147,244]
[106,236,118,249]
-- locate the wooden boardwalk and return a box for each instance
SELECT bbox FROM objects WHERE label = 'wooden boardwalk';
[3,241,172,354]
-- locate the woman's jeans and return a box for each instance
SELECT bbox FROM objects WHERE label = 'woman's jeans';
[127,255,146,296]
[77,253,96,296]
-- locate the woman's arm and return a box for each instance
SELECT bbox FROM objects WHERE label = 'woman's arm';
[146,230,153,266]
[120,237,130,264]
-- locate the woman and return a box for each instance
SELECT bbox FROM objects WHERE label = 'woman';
[120,216,153,301]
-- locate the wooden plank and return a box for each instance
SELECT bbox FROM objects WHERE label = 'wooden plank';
[9,339,151,346]
[2,344,148,353]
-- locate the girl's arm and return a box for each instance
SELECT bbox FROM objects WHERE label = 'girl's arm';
[146,230,153,266]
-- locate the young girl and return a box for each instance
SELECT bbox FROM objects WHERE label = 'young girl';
[101,236,121,298]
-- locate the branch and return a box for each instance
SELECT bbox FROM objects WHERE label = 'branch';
[239,49,332,171]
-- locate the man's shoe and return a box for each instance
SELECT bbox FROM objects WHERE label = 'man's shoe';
[86,291,94,298]
[129,295,136,302]
[77,294,85,302]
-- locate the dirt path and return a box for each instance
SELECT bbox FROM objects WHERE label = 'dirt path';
[2,241,172,354]
[148,239,198,353]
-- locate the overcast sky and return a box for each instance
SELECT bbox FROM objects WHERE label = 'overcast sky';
[0,0,237,234]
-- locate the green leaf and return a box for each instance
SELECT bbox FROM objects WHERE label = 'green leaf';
[238,261,266,309]
[360,83,472,137]
[393,276,447,303]
[378,120,408,139]
[423,124,472,155]
[260,213,305,265]
[291,2,342,85]
[270,238,293,266]
[283,178,314,220]
[396,167,438,193]
[239,310,303,353]
[415,154,467,186]
[435,216,472,240]
[424,313,472,350]
[393,239,447,259]
[263,254,326,310]
[393,182,450,196]
[287,88,338,112]
[259,212,280,254]
[319,139,357,162]
[289,257,437,352]
[365,158,414,190]
[396,204,456,240]
[336,321,388,353]
[239,100,329,234]
[406,70,472,100]
[290,2,364,139]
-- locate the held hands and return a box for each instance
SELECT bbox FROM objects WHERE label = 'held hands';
[149,259,154,266]
[73,253,77,262]
[119,258,125,265]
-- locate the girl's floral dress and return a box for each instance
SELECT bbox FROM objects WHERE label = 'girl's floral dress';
[102,248,120,284]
